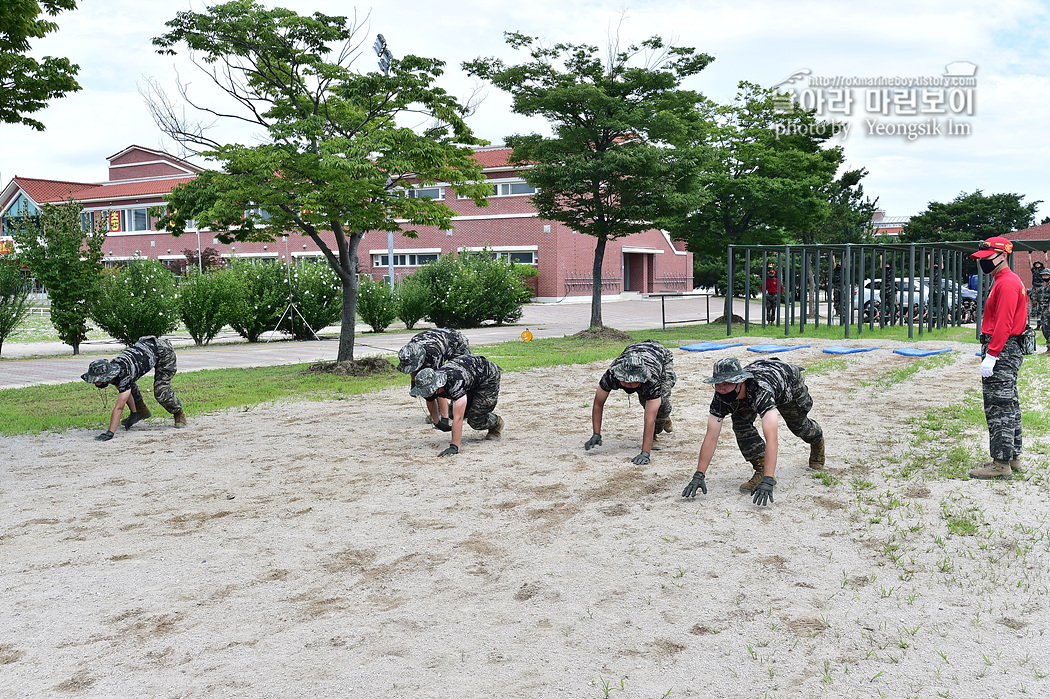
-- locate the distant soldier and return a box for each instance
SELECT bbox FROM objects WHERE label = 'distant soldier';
[764,267,780,323]
[681,356,824,507]
[81,335,186,441]
[1030,260,1045,328]
[409,355,503,456]
[585,340,676,465]
[397,328,472,432]
[1039,268,1050,351]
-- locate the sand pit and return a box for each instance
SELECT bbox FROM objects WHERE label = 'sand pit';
[2,337,1049,698]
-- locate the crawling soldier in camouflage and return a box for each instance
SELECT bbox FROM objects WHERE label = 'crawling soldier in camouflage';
[81,335,186,441]
[398,328,472,432]
[585,340,676,465]
[681,356,824,507]
[409,354,503,456]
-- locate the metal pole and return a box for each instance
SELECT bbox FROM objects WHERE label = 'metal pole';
[726,246,734,336]
[387,231,395,289]
[195,230,202,273]
[745,249,752,332]
[908,245,916,339]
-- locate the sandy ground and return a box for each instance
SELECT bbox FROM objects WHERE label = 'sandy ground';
[2,337,1049,699]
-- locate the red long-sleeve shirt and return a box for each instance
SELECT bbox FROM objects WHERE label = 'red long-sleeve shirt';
[765,277,779,295]
[981,266,1028,357]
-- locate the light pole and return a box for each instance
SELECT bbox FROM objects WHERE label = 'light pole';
[373,33,396,289]
[195,228,202,273]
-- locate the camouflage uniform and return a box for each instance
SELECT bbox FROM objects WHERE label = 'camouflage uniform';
[709,357,822,462]
[436,355,502,431]
[397,328,471,375]
[1040,274,1050,345]
[599,340,676,433]
[980,335,1024,461]
[112,336,182,415]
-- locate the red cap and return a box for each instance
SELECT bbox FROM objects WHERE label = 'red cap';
[971,236,1013,259]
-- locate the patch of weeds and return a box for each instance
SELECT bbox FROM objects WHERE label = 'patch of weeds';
[940,499,981,537]
[806,356,851,376]
[812,470,838,487]
[870,352,957,390]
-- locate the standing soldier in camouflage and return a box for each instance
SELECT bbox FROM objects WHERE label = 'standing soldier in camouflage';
[409,354,503,456]
[584,340,676,465]
[1030,261,1045,329]
[681,356,824,507]
[1040,268,1050,351]
[969,237,1027,479]
[397,328,472,432]
[81,335,186,441]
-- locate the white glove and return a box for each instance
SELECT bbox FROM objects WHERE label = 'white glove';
[980,354,997,378]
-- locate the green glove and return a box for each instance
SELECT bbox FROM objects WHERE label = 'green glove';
[95,430,114,442]
[751,476,777,506]
[438,444,459,457]
[121,411,143,431]
[631,451,651,465]
[584,434,602,450]
[433,417,452,432]
[682,471,707,497]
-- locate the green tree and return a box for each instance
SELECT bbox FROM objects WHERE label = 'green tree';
[809,168,879,245]
[464,32,711,328]
[90,259,180,345]
[0,258,30,355]
[149,1,490,362]
[0,0,81,130]
[356,275,398,333]
[178,267,240,345]
[10,201,104,354]
[900,190,1041,243]
[668,82,844,257]
[226,259,288,343]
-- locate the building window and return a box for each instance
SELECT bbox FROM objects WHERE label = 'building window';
[372,253,440,267]
[131,208,150,231]
[401,187,444,200]
[490,250,537,264]
[492,182,536,197]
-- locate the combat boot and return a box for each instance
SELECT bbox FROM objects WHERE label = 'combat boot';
[662,416,673,434]
[173,410,187,428]
[808,438,826,470]
[485,416,504,440]
[968,459,1012,480]
[740,458,765,493]
[1010,458,1023,473]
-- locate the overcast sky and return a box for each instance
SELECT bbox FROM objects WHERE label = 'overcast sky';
[2,0,1047,221]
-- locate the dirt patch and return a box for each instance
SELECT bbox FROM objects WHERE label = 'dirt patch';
[306,356,395,376]
[571,326,634,341]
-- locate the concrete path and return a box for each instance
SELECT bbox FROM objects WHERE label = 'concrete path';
[0,294,764,389]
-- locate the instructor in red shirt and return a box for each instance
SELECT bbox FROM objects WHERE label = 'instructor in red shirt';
[969,236,1027,479]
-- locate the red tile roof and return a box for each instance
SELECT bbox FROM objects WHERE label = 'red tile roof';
[12,176,195,205]
[84,177,197,201]
[13,177,100,204]
[473,147,514,169]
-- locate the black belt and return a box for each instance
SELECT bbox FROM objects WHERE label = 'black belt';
[980,333,1021,343]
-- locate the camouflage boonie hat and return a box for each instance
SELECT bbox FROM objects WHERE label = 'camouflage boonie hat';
[409,367,448,398]
[703,357,753,384]
[1040,268,1050,277]
[397,343,425,374]
[610,353,650,383]
[81,359,120,384]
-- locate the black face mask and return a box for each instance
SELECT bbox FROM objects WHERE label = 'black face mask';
[979,257,999,275]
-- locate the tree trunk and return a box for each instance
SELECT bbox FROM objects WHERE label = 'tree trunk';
[590,236,608,328]
[335,232,362,362]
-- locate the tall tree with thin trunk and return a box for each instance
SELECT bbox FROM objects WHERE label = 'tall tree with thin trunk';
[0,257,31,355]
[465,31,711,328]
[148,1,491,361]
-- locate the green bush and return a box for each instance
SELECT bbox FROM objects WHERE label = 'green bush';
[414,250,529,328]
[90,259,180,345]
[0,259,30,355]
[357,275,399,333]
[396,273,431,330]
[178,268,241,345]
[228,260,290,342]
[281,260,342,339]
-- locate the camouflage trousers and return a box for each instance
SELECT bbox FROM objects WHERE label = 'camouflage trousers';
[731,383,823,463]
[981,337,1023,461]
[465,368,501,431]
[131,336,182,416]
[1041,302,1050,343]
[765,295,778,323]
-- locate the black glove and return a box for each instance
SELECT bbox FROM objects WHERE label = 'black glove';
[433,417,452,432]
[121,411,142,431]
[751,476,777,506]
[584,434,602,450]
[682,471,707,497]
[438,444,459,457]
[95,430,114,442]
[631,451,651,465]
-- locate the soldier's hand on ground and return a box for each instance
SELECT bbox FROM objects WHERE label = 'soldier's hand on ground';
[584,434,602,450]
[95,430,114,442]
[751,476,777,506]
[438,444,459,457]
[631,451,651,465]
[980,354,997,378]
[434,417,452,432]
[121,412,142,431]
[682,471,707,497]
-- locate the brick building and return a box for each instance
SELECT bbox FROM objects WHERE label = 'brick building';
[1,145,693,301]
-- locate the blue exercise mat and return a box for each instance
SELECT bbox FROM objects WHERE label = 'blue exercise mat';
[893,348,952,357]
[746,344,810,353]
[680,342,744,352]
[823,346,879,354]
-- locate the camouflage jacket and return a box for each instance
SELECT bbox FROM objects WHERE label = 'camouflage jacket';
[112,337,160,392]
[599,340,676,402]
[410,329,471,371]
[441,355,501,402]
[710,358,805,418]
